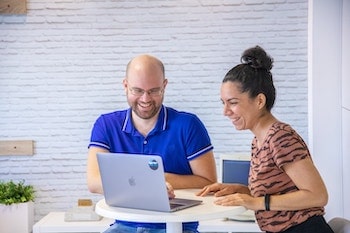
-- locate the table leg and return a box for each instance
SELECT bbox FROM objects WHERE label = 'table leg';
[166,222,182,233]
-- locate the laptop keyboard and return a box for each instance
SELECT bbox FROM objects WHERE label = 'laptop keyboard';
[170,203,183,209]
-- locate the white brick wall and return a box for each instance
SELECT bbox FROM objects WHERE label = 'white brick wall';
[0,0,308,222]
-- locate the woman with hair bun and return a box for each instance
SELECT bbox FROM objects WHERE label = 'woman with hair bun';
[197,46,334,233]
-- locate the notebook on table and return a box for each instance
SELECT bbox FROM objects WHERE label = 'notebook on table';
[96,152,202,212]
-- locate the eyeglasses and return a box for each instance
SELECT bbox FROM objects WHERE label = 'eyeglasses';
[128,87,164,97]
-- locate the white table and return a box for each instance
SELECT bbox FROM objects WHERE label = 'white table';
[95,189,247,233]
[199,217,262,233]
[32,212,114,233]
[32,211,262,233]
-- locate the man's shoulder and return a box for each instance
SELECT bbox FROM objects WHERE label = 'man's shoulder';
[97,109,128,123]
[164,107,206,131]
[101,109,128,117]
[165,106,198,119]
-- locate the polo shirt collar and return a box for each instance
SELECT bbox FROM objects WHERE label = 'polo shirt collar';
[122,105,167,134]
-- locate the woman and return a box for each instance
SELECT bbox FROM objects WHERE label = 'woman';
[197,46,334,233]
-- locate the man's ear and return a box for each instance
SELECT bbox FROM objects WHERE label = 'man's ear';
[122,78,128,93]
[163,78,168,88]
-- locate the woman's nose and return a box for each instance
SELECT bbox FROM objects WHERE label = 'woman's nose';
[223,103,231,116]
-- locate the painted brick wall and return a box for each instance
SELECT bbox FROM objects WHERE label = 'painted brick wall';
[0,0,308,222]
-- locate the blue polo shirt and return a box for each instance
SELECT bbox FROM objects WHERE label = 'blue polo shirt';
[89,105,213,230]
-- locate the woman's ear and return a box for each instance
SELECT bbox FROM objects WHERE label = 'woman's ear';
[257,93,267,109]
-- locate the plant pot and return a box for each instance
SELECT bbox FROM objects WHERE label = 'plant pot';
[0,201,34,233]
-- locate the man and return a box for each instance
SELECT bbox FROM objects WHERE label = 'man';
[87,54,217,233]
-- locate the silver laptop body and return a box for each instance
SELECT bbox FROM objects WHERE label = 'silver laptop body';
[97,152,202,212]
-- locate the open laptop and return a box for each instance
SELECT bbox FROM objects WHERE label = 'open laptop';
[96,152,202,212]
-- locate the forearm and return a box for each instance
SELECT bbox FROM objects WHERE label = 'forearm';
[267,190,328,211]
[87,147,108,195]
[260,159,329,211]
[165,172,215,189]
[87,174,104,194]
[249,190,328,211]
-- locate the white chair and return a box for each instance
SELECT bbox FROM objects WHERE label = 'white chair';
[328,217,350,233]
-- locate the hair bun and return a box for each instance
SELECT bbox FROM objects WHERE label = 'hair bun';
[240,45,273,71]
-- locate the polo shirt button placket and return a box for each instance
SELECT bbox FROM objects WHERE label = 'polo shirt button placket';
[136,227,149,233]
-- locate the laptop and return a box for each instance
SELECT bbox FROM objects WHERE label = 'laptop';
[97,152,203,212]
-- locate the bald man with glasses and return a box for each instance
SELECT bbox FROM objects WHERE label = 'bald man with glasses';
[87,54,217,233]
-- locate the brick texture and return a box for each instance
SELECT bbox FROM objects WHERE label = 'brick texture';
[0,0,308,221]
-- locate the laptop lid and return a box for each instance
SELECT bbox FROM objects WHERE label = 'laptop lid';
[97,152,202,212]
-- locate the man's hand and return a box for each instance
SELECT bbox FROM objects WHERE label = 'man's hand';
[166,182,175,199]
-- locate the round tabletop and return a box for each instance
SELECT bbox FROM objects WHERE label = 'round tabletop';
[95,189,246,223]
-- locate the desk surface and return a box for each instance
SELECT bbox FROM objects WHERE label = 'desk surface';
[32,211,262,233]
[32,212,114,233]
[95,189,246,223]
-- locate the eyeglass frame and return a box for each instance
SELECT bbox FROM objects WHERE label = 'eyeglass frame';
[128,86,164,97]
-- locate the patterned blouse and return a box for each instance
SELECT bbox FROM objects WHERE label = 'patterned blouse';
[249,121,324,232]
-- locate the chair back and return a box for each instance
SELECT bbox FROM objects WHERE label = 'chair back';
[328,217,350,233]
[219,154,250,185]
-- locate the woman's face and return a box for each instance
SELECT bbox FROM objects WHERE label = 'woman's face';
[220,81,262,131]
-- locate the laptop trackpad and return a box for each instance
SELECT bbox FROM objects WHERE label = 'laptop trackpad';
[169,198,202,211]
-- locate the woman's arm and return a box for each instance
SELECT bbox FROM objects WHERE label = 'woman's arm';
[267,157,328,210]
[213,157,328,211]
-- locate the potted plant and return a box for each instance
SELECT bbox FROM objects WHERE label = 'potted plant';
[0,180,35,233]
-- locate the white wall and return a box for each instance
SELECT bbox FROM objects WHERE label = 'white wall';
[1,0,313,222]
[309,0,348,220]
[341,0,350,219]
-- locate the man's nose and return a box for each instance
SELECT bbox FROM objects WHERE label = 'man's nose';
[139,91,152,100]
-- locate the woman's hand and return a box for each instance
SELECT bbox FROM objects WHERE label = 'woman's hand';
[214,193,260,210]
[215,193,249,206]
[197,182,251,197]
[196,182,237,197]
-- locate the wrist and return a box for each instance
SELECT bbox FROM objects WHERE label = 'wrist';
[264,194,270,211]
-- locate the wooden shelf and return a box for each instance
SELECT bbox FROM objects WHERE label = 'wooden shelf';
[0,140,34,156]
[0,0,27,15]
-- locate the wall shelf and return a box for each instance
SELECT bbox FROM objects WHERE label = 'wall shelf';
[0,0,27,15]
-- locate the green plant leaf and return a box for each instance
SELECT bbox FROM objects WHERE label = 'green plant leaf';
[0,180,35,205]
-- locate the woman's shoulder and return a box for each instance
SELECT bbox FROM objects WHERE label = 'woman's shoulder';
[271,121,293,131]
[268,121,309,162]
[268,121,296,139]
[266,121,307,150]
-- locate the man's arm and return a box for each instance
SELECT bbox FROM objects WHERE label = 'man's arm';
[165,150,217,189]
[87,146,109,194]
